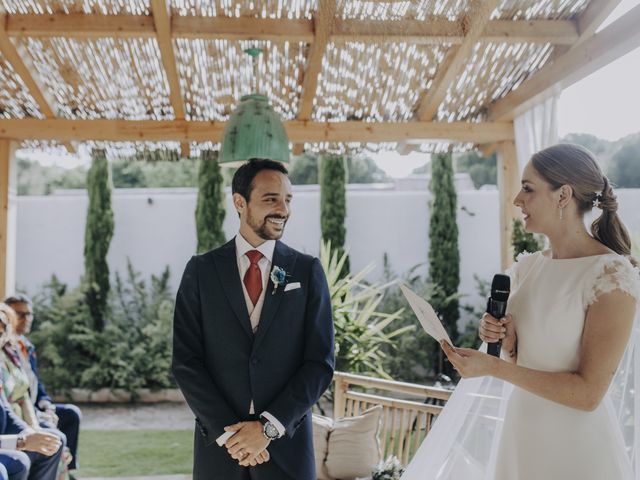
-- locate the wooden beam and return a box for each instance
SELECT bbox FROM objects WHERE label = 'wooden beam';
[496,139,519,271]
[4,13,580,45]
[416,0,501,121]
[0,119,515,144]
[482,20,578,45]
[488,3,640,121]
[6,13,156,39]
[575,0,624,43]
[336,19,578,45]
[293,0,336,156]
[0,140,17,299]
[172,16,314,42]
[150,0,188,157]
[0,14,75,153]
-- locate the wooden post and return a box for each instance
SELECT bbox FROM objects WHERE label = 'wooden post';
[496,139,520,272]
[333,373,348,419]
[0,140,17,299]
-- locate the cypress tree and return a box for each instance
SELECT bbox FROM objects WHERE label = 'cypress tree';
[429,152,460,374]
[84,149,114,332]
[195,150,226,253]
[320,154,349,274]
[512,218,544,259]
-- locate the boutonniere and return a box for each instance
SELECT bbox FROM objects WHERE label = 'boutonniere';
[270,266,290,295]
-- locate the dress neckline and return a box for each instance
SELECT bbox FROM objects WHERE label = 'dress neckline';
[539,250,617,262]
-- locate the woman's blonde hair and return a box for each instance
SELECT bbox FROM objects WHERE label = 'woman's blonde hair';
[0,302,15,336]
[531,144,633,259]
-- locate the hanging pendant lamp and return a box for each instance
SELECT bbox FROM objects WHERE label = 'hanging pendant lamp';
[219,48,290,166]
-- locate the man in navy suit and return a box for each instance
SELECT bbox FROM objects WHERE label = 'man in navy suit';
[172,158,335,480]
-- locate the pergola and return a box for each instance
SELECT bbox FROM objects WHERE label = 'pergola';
[1,0,639,298]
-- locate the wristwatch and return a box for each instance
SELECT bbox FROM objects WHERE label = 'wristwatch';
[16,435,25,450]
[259,416,280,441]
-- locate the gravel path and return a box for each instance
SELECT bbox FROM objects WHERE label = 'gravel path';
[80,402,194,430]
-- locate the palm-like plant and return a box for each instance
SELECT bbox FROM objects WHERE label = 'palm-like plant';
[320,241,413,379]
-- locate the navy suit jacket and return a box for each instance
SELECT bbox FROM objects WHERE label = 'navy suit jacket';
[172,239,335,479]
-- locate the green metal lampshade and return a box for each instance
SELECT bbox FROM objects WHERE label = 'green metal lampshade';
[219,93,290,166]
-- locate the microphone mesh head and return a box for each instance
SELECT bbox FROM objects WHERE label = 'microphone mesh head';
[491,274,511,302]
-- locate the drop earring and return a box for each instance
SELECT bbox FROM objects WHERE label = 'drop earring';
[559,207,563,220]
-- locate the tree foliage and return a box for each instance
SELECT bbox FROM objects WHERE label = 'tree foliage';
[195,150,226,253]
[455,151,497,188]
[84,149,114,332]
[512,218,544,259]
[428,152,460,375]
[320,154,349,274]
[289,153,390,185]
[608,138,640,188]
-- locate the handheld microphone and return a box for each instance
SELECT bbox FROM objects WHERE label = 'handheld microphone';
[486,274,511,357]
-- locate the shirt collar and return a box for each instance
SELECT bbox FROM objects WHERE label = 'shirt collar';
[235,234,276,263]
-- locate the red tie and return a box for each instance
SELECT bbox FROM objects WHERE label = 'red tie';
[244,250,263,306]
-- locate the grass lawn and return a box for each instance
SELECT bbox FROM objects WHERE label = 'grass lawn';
[75,429,193,477]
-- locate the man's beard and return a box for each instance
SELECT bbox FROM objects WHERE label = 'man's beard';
[248,214,288,240]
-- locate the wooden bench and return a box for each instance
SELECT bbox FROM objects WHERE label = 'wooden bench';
[332,372,452,466]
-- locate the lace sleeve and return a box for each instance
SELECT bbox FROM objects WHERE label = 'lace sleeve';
[583,256,640,309]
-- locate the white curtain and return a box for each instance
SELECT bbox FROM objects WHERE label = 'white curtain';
[513,95,560,173]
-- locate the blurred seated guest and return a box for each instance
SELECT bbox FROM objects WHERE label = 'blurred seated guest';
[0,311,62,480]
[0,391,62,480]
[0,305,39,429]
[3,297,80,472]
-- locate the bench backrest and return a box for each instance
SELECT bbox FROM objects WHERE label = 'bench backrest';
[333,372,452,466]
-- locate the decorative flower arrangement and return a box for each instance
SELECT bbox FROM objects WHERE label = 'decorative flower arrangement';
[372,456,405,480]
[270,266,288,294]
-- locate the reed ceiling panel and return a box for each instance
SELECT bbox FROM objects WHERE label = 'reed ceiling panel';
[313,41,451,122]
[0,51,43,118]
[436,41,555,122]
[170,0,317,18]
[14,37,174,120]
[175,39,307,121]
[336,0,470,21]
[0,0,150,14]
[493,0,589,19]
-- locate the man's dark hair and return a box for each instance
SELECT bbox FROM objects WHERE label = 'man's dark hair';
[4,293,32,307]
[232,158,289,202]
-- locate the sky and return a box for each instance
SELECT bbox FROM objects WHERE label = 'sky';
[20,0,640,178]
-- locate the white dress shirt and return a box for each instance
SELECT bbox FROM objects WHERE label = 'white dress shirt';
[215,234,286,447]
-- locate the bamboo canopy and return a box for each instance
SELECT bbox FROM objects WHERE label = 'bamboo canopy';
[0,0,637,155]
[1,0,640,295]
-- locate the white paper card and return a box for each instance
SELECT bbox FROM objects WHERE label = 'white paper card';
[400,283,454,346]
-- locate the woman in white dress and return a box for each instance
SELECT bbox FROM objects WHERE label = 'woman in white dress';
[401,144,640,480]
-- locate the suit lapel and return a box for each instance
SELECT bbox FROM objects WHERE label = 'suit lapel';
[212,239,253,339]
[253,241,297,351]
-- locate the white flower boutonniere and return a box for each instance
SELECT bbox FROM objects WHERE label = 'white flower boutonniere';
[270,266,289,295]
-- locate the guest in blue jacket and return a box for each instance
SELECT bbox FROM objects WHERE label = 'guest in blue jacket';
[4,295,81,472]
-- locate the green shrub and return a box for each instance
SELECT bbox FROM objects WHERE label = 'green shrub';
[377,255,457,383]
[30,261,175,394]
[320,242,410,379]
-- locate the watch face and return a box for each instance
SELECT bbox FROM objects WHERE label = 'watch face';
[265,422,279,439]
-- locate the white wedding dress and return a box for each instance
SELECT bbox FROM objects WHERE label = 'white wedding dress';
[401,251,640,480]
